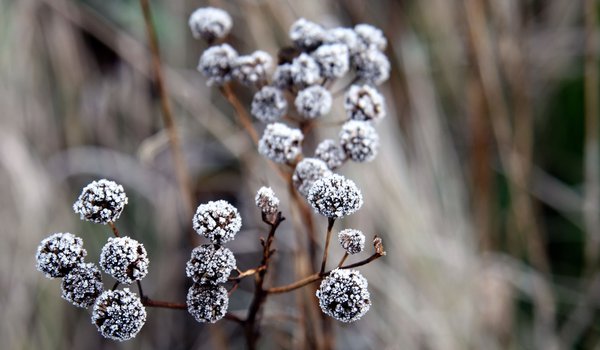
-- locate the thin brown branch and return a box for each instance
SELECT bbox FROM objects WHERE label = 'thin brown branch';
[320,218,336,274]
[219,84,259,145]
[228,266,266,281]
[108,222,120,237]
[337,252,349,268]
[142,298,187,310]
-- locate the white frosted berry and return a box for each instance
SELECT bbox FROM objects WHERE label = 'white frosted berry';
[73,179,128,225]
[290,53,321,88]
[339,120,379,162]
[198,44,238,85]
[324,27,362,54]
[292,158,332,197]
[316,269,371,322]
[295,85,332,119]
[100,237,149,284]
[251,86,287,123]
[188,7,232,41]
[186,244,236,285]
[315,139,347,170]
[61,263,103,308]
[258,123,304,164]
[312,44,350,78]
[255,186,280,215]
[193,200,242,244]
[338,229,365,255]
[344,84,386,122]
[232,51,272,86]
[92,288,146,341]
[36,232,87,278]
[353,49,390,85]
[187,284,229,323]
[272,63,294,89]
[289,18,325,51]
[308,174,363,218]
[354,24,387,51]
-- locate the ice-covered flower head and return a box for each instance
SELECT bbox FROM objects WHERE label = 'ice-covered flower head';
[289,18,326,51]
[198,44,238,85]
[324,27,362,55]
[272,63,294,90]
[339,120,380,162]
[295,85,332,119]
[316,269,371,322]
[186,244,237,285]
[61,263,103,308]
[187,284,229,323]
[344,84,386,122]
[92,288,147,341]
[188,7,232,42]
[312,44,350,78]
[233,50,272,86]
[354,24,387,51]
[193,200,242,244]
[353,49,390,85]
[338,229,365,255]
[255,186,280,216]
[290,53,321,88]
[36,232,87,278]
[315,139,347,170]
[100,237,149,284]
[258,123,304,164]
[73,179,128,225]
[251,86,287,123]
[292,158,332,197]
[308,174,363,218]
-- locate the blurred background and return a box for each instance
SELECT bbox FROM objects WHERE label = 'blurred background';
[1,0,599,349]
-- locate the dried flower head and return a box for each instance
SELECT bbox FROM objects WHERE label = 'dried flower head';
[198,44,238,85]
[255,186,280,216]
[289,18,326,51]
[316,269,371,323]
[339,120,380,162]
[187,284,229,323]
[338,229,366,255]
[233,51,272,86]
[324,27,362,55]
[315,139,347,170]
[344,84,386,122]
[312,44,350,78]
[186,244,237,285]
[188,7,232,41]
[92,288,147,341]
[354,24,387,51]
[36,232,87,278]
[353,49,390,85]
[308,174,363,218]
[73,179,128,225]
[100,237,149,284]
[193,200,242,244]
[295,85,332,119]
[61,263,103,308]
[292,158,332,197]
[290,53,321,88]
[251,86,288,123]
[258,123,304,164]
[272,63,294,89]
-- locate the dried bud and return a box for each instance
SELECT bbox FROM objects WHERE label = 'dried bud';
[193,200,242,244]
[373,236,386,256]
[353,49,390,85]
[312,44,350,78]
[255,186,280,215]
[295,85,332,119]
[186,244,237,285]
[292,158,332,197]
[308,174,363,218]
[272,63,294,89]
[251,86,287,123]
[316,269,371,322]
[36,232,87,278]
[289,18,325,51]
[233,51,272,86]
[258,123,304,164]
[339,120,379,162]
[73,179,128,225]
[188,7,232,41]
[338,229,365,255]
[187,284,229,323]
[344,84,386,122]
[92,288,146,341]
[61,263,103,308]
[354,24,387,51]
[100,237,149,284]
[315,139,347,170]
[198,44,238,85]
[290,53,321,88]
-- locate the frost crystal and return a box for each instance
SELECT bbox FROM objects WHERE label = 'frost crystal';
[233,51,272,86]
[186,244,237,285]
[290,53,321,88]
[339,120,380,162]
[344,84,386,122]
[61,263,103,308]
[92,288,147,341]
[338,229,366,255]
[312,44,350,78]
[188,7,232,41]
[315,139,347,170]
[272,63,294,89]
[100,237,149,284]
[289,18,325,51]
[353,49,390,85]
[73,179,128,225]
[251,86,287,123]
[295,85,332,119]
[36,232,87,278]
[255,186,280,215]
[316,269,371,323]
[354,24,387,51]
[193,200,242,244]
[292,158,332,197]
[258,123,304,164]
[198,44,238,85]
[308,174,363,218]
[187,284,229,323]
[324,27,362,54]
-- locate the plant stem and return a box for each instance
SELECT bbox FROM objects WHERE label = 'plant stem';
[337,252,349,268]
[320,218,336,274]
[219,84,259,145]
[108,222,120,237]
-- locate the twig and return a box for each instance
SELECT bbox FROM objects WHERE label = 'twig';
[219,84,259,145]
[337,252,349,268]
[108,222,120,237]
[320,218,336,274]
[228,266,266,281]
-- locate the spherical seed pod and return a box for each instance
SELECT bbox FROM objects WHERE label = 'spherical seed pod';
[36,232,87,278]
[294,85,332,119]
[73,179,128,225]
[354,24,387,51]
[338,229,366,255]
[307,174,363,218]
[198,44,238,85]
[316,269,371,323]
[258,123,304,164]
[255,186,280,216]
[292,158,332,197]
[290,53,321,88]
[232,51,272,86]
[312,44,350,78]
[92,288,147,341]
[251,86,288,123]
[324,27,362,55]
[314,139,347,170]
[186,244,237,285]
[272,63,294,90]
[339,120,380,162]
[192,200,242,244]
[353,49,390,85]
[187,284,229,323]
[344,84,386,122]
[61,263,103,308]
[188,7,232,41]
[100,237,149,284]
[289,18,326,51]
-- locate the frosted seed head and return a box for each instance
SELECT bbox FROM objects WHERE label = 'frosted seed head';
[186,244,236,285]
[198,44,238,85]
[289,18,326,51]
[61,263,103,308]
[192,200,242,244]
[294,85,332,119]
[290,53,322,88]
[354,24,387,51]
[353,49,390,85]
[36,232,87,278]
[339,120,380,162]
[315,139,347,170]
[251,86,288,123]
[308,174,363,218]
[232,51,272,86]
[258,123,304,164]
[344,84,386,122]
[292,158,332,197]
[73,179,128,225]
[92,288,146,341]
[338,229,366,255]
[316,269,371,322]
[272,63,294,90]
[187,284,229,323]
[99,237,149,284]
[312,44,350,78]
[188,7,232,41]
[255,186,280,215]
[324,27,362,55]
